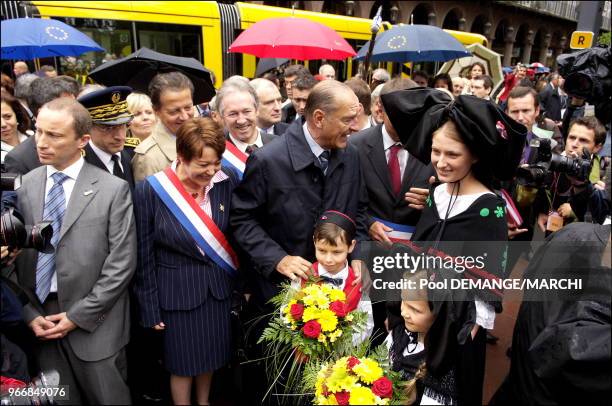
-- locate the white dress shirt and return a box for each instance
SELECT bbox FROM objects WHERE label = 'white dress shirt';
[1,132,28,163]
[303,122,327,160]
[88,141,124,173]
[228,131,263,154]
[44,157,85,292]
[382,125,408,181]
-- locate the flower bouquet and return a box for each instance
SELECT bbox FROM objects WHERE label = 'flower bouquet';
[260,281,368,359]
[302,346,408,405]
[258,280,368,403]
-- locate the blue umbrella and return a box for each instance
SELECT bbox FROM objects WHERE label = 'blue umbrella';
[1,18,104,60]
[354,24,470,63]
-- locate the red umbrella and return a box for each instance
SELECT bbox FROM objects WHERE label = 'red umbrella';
[229,17,356,61]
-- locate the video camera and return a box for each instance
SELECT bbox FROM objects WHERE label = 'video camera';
[515,138,592,188]
[557,45,611,124]
[1,173,54,254]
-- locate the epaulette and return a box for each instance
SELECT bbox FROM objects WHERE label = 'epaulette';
[124,137,141,149]
[133,135,157,154]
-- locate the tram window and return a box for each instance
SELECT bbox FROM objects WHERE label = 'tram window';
[135,22,202,63]
[56,17,133,73]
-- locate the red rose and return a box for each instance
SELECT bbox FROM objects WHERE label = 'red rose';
[289,303,304,321]
[347,356,360,370]
[372,376,393,399]
[302,320,321,338]
[334,391,350,405]
[329,300,348,317]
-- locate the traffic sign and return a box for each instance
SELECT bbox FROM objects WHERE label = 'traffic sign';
[570,31,594,49]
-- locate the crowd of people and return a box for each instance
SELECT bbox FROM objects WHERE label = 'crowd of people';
[0,53,610,406]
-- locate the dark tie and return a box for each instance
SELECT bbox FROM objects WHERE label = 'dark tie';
[319,150,330,175]
[245,144,258,155]
[36,172,69,303]
[320,275,343,287]
[388,144,402,196]
[111,154,125,179]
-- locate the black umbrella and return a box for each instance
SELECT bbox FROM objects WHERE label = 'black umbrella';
[255,57,289,77]
[88,47,215,104]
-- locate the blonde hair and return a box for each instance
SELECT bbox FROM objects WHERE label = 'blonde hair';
[126,92,153,115]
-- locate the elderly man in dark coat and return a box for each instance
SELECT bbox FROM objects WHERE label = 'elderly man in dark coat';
[231,80,369,307]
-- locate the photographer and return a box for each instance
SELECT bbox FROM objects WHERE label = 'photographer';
[535,116,606,233]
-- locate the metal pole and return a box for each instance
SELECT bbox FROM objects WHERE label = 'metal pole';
[361,6,382,81]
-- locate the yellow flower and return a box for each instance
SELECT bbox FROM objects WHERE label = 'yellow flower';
[318,309,339,332]
[302,306,321,322]
[349,386,376,405]
[329,288,346,302]
[345,314,354,322]
[326,360,358,393]
[374,396,390,405]
[320,284,334,295]
[329,329,343,343]
[303,286,330,308]
[318,334,327,344]
[352,359,383,384]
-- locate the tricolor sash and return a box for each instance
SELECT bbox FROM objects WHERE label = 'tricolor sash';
[147,168,239,276]
[373,217,415,243]
[500,189,523,228]
[221,141,248,179]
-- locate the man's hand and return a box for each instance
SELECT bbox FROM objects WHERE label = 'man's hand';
[1,246,21,265]
[276,256,312,281]
[350,260,366,292]
[594,180,606,191]
[39,312,77,340]
[557,203,573,218]
[29,316,56,339]
[537,213,548,232]
[369,221,392,244]
[153,322,165,331]
[405,176,435,210]
[507,222,528,239]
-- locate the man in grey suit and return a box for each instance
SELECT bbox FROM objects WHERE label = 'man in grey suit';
[12,97,136,404]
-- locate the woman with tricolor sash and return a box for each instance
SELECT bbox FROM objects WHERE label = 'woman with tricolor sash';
[132,117,240,405]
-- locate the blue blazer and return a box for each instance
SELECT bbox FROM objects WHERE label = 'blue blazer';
[133,167,239,327]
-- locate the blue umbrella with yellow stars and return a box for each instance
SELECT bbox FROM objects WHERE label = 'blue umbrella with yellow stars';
[354,24,470,63]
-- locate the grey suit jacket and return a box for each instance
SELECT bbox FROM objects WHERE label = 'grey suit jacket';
[14,162,137,362]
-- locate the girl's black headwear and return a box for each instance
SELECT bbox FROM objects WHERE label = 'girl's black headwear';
[380,88,528,181]
[316,210,356,241]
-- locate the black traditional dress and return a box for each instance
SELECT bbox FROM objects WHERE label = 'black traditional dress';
[409,184,508,405]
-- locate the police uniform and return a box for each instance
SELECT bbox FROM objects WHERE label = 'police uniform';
[77,86,135,190]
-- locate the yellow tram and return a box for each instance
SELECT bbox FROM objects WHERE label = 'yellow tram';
[17,1,487,85]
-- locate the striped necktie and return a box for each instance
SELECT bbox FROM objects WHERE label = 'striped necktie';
[35,172,69,303]
[319,150,330,175]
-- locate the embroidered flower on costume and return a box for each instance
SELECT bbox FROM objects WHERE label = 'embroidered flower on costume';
[496,120,508,139]
[495,206,505,218]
